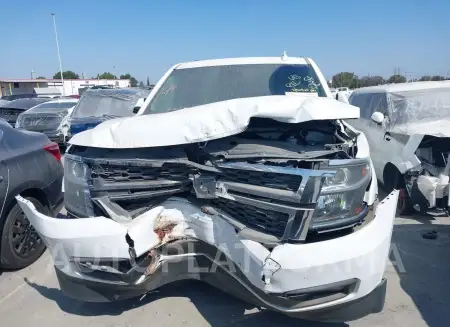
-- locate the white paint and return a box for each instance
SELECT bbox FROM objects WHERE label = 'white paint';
[69,95,360,149]
[15,191,398,313]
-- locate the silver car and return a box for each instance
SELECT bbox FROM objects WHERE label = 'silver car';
[15,98,78,145]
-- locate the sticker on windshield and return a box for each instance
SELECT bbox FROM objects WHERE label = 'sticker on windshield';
[161,85,176,95]
[285,75,320,93]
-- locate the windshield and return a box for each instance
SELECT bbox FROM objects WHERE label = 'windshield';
[71,90,143,119]
[144,64,326,114]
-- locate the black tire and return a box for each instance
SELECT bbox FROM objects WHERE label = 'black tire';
[0,197,48,269]
[383,165,412,216]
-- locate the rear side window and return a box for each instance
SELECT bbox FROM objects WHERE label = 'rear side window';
[349,93,370,118]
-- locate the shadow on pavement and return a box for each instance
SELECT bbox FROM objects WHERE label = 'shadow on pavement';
[24,278,347,327]
[391,222,450,327]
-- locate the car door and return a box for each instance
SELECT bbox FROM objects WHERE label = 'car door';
[362,93,389,179]
[0,159,8,218]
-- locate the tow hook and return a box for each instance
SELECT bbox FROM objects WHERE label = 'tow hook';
[126,233,137,260]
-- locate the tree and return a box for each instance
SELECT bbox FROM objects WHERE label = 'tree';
[358,76,385,88]
[36,76,46,79]
[387,74,406,84]
[98,72,117,79]
[139,81,144,87]
[431,75,445,81]
[53,70,79,79]
[146,77,150,86]
[119,73,138,87]
[332,72,358,88]
[419,76,432,81]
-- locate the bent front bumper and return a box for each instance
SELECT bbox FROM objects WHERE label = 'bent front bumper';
[16,191,398,322]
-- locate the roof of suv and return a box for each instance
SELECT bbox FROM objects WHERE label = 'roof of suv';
[176,56,310,69]
[352,81,450,94]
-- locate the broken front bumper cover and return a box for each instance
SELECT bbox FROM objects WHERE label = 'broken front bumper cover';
[16,191,398,322]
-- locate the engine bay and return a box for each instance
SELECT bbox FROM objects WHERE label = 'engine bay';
[405,135,450,215]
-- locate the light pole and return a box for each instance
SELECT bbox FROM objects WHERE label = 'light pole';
[51,13,65,95]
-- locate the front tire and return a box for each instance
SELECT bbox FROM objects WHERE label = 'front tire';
[0,197,47,269]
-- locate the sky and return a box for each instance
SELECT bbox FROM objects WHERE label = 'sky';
[0,0,449,82]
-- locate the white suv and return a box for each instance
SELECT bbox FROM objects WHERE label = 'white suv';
[17,56,397,322]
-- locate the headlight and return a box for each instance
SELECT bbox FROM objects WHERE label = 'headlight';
[64,154,94,217]
[312,160,371,226]
[15,114,23,128]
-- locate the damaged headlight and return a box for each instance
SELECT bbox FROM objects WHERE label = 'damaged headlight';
[312,160,371,229]
[64,154,95,217]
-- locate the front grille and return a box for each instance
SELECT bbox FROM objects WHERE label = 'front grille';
[91,162,191,183]
[83,159,331,241]
[219,168,302,192]
[212,198,289,237]
[21,114,62,131]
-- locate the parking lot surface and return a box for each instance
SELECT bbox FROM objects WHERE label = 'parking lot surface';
[1,199,449,327]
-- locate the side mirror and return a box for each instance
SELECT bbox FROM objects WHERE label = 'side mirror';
[371,111,385,124]
[336,92,349,104]
[133,107,140,114]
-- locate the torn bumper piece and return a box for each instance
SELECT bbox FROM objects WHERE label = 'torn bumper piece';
[16,191,398,322]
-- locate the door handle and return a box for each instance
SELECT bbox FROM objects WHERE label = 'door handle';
[384,132,391,141]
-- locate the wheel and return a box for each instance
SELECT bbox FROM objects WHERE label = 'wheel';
[383,164,412,216]
[0,197,48,269]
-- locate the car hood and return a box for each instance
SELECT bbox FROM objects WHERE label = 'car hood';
[69,95,360,149]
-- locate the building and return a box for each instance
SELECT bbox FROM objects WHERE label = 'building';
[0,78,131,97]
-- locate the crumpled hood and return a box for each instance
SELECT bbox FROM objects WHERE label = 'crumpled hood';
[69,95,360,149]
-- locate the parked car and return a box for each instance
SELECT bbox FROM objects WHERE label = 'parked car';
[346,81,450,215]
[59,88,149,142]
[17,56,398,322]
[0,98,51,127]
[15,98,78,145]
[0,94,37,101]
[0,120,63,269]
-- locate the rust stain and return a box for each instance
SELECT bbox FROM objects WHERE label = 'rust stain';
[153,212,178,243]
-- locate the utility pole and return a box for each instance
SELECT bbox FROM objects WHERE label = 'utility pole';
[51,13,65,95]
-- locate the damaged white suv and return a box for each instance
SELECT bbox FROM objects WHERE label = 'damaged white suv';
[348,82,450,216]
[16,56,398,322]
